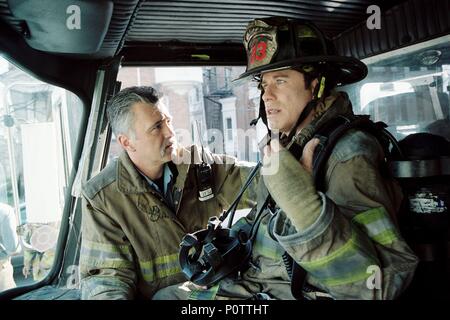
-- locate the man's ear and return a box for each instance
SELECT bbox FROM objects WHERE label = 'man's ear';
[117,134,135,152]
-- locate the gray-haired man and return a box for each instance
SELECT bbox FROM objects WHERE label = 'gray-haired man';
[80,86,255,299]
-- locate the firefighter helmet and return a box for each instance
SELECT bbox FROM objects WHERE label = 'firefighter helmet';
[235,17,367,85]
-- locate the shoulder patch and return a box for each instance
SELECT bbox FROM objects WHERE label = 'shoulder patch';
[82,160,118,199]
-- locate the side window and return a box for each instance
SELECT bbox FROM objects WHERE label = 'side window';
[110,66,264,162]
[342,35,450,141]
[0,56,83,292]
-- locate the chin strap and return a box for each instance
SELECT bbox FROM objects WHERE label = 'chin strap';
[284,74,327,159]
[250,96,271,140]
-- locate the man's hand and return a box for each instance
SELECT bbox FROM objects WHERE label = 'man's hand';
[261,138,323,231]
[263,138,320,174]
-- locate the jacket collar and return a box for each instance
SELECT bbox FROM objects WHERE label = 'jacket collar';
[285,91,354,150]
[116,149,191,195]
[258,91,353,152]
[117,151,150,194]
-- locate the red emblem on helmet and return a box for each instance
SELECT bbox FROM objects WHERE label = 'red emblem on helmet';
[250,39,267,65]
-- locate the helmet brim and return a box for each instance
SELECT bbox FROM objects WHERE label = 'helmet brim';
[233,55,368,86]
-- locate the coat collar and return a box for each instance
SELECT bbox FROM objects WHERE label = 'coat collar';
[116,149,191,195]
[117,151,150,194]
[290,91,354,149]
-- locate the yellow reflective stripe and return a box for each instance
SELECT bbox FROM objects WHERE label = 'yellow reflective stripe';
[80,257,133,269]
[353,207,387,225]
[188,283,220,300]
[82,240,132,254]
[352,207,399,245]
[154,253,178,265]
[372,229,399,246]
[140,253,182,282]
[253,240,280,261]
[320,269,371,287]
[252,224,284,260]
[301,231,356,269]
[300,229,378,287]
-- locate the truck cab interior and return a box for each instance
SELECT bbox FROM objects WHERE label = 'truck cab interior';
[0,0,449,300]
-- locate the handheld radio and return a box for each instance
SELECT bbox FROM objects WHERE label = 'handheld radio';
[195,121,214,201]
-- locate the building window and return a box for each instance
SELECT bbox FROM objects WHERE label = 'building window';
[195,87,201,102]
[226,117,233,141]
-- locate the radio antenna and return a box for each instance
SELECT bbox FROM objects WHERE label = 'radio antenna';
[195,120,206,162]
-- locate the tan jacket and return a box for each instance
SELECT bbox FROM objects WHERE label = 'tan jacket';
[80,145,254,299]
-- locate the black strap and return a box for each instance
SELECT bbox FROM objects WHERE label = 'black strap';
[312,114,399,190]
[281,252,305,299]
[285,99,318,146]
[290,259,310,299]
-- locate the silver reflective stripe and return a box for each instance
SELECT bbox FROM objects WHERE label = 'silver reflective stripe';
[80,240,134,268]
